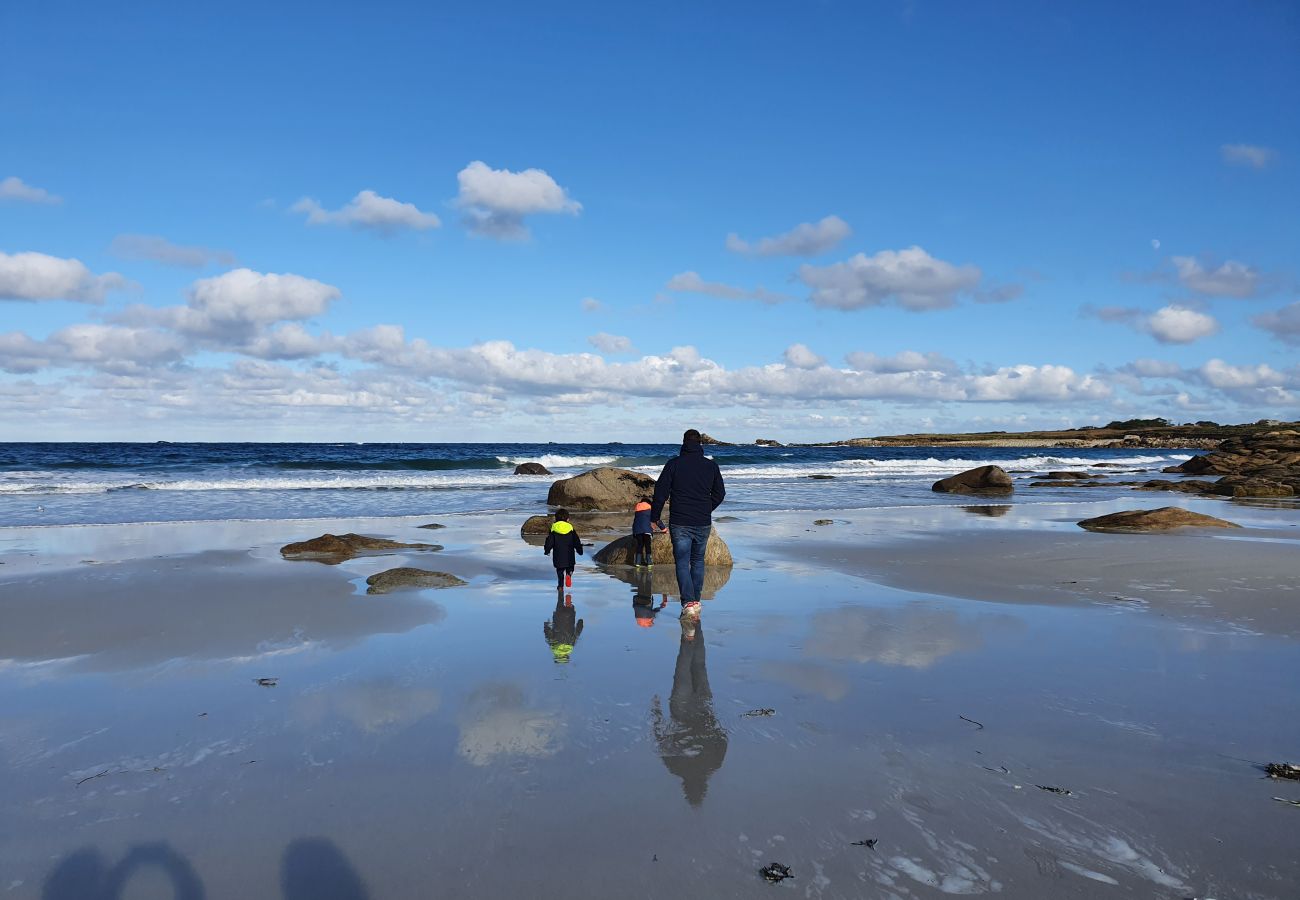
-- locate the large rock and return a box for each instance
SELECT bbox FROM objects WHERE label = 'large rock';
[1077,507,1241,533]
[1135,479,1217,494]
[1210,476,1295,498]
[593,529,733,567]
[932,465,1014,495]
[547,467,656,511]
[280,533,440,564]
[513,462,552,475]
[365,567,466,594]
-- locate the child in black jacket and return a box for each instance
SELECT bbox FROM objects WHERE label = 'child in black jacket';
[543,508,584,589]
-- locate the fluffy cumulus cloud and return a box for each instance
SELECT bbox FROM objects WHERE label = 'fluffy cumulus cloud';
[0,251,129,303]
[799,246,984,311]
[0,176,61,204]
[783,343,825,369]
[454,161,580,239]
[726,215,851,257]
[846,350,960,374]
[110,234,236,268]
[1198,359,1288,390]
[1144,305,1220,344]
[1220,143,1278,170]
[1253,301,1300,345]
[1172,256,1260,298]
[665,271,791,304]
[587,332,633,353]
[0,324,185,374]
[291,190,441,235]
[174,268,340,337]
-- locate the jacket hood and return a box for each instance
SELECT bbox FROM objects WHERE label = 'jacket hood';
[550,520,574,534]
[680,440,703,454]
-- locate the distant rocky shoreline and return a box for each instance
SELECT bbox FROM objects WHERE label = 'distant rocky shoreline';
[699,419,1299,451]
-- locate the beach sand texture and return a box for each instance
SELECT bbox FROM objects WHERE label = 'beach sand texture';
[2,499,1299,898]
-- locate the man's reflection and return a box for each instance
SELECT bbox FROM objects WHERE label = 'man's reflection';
[544,593,584,663]
[651,619,728,806]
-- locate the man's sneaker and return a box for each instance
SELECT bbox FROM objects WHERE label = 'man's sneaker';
[680,600,701,618]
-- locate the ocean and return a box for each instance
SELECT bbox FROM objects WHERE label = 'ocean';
[0,442,1193,528]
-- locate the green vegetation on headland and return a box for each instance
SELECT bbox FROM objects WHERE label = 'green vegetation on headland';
[705,420,1300,449]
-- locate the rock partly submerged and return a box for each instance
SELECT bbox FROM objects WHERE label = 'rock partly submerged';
[1162,432,1300,498]
[1077,507,1241,533]
[513,462,552,476]
[932,465,1014,495]
[280,533,440,563]
[547,467,656,511]
[365,567,466,594]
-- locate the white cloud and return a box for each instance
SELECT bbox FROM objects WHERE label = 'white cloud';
[665,271,792,304]
[1122,358,1184,378]
[1172,256,1259,298]
[726,215,851,257]
[1221,143,1278,170]
[581,297,603,312]
[1144,305,1220,344]
[1198,359,1287,390]
[846,350,960,374]
[110,234,236,268]
[454,161,580,239]
[587,332,633,354]
[291,189,441,235]
[180,268,340,335]
[0,251,129,303]
[1253,301,1300,345]
[963,365,1110,402]
[0,176,61,205]
[243,323,338,360]
[798,246,982,310]
[783,343,825,369]
[0,325,185,374]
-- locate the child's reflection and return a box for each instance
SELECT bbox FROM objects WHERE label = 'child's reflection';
[650,619,728,806]
[543,593,583,663]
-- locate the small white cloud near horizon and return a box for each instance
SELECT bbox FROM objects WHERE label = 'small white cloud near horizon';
[727,215,851,257]
[0,176,62,205]
[783,343,825,369]
[292,190,442,235]
[0,251,129,303]
[587,332,633,354]
[1221,143,1278,170]
[110,234,236,269]
[665,271,792,304]
[799,246,983,311]
[1172,256,1260,298]
[454,161,580,240]
[1145,305,1220,344]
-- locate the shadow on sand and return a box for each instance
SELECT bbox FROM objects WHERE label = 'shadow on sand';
[42,837,369,900]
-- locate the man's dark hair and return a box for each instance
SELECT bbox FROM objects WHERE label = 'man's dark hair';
[683,428,701,444]
[555,508,569,521]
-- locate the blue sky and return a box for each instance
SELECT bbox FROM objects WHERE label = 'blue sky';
[1,0,1296,441]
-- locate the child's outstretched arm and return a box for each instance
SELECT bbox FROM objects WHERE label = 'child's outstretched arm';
[574,530,584,555]
[543,532,554,555]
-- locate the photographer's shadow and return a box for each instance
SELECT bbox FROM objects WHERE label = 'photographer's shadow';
[42,836,368,900]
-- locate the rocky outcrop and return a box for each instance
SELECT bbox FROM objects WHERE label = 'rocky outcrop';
[280,533,440,563]
[755,439,783,447]
[593,529,733,567]
[1135,480,1218,494]
[546,467,656,511]
[932,465,1014,495]
[1037,471,1105,480]
[365,567,466,594]
[697,433,732,446]
[1161,433,1300,498]
[513,462,552,475]
[1077,507,1241,533]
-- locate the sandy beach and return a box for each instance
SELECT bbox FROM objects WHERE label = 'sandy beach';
[2,494,1298,899]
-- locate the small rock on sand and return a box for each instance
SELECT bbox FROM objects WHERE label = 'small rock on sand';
[1076,507,1241,533]
[813,519,834,525]
[365,567,466,594]
[417,522,446,529]
[280,533,439,562]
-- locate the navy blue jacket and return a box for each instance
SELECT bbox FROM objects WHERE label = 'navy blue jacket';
[544,521,584,569]
[650,441,725,527]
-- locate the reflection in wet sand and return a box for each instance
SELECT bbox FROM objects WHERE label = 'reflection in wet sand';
[0,552,445,672]
[598,560,731,599]
[457,682,562,767]
[805,603,1017,668]
[961,504,1012,517]
[296,679,441,734]
[543,594,584,663]
[651,622,728,807]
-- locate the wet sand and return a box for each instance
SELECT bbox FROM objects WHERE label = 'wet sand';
[2,499,1299,898]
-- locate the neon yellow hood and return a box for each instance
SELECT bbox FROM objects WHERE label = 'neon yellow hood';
[550,521,574,534]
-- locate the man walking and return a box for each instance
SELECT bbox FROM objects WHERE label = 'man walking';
[650,429,726,617]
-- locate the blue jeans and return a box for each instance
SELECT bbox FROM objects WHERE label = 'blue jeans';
[669,524,710,603]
